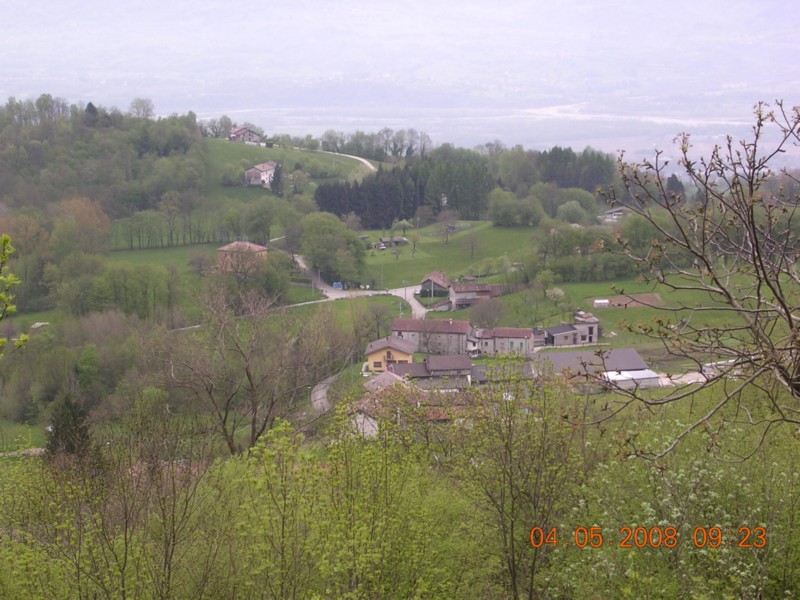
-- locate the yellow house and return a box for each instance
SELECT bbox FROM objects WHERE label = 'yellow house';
[365,336,416,373]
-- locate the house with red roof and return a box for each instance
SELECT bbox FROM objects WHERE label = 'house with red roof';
[216,241,268,278]
[244,161,278,187]
[420,271,451,297]
[229,126,262,144]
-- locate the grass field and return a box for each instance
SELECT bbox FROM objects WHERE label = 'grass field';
[204,139,375,202]
[286,294,410,331]
[361,221,532,289]
[0,418,45,451]
[108,244,218,274]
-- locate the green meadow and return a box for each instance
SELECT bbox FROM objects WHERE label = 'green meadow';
[204,139,376,203]
[360,221,533,289]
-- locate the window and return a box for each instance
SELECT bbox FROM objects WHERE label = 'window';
[373,361,382,368]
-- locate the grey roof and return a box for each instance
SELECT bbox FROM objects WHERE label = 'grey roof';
[545,323,577,336]
[426,355,472,373]
[365,335,417,356]
[363,370,408,393]
[391,355,473,378]
[535,348,649,375]
[471,362,535,383]
[391,362,431,378]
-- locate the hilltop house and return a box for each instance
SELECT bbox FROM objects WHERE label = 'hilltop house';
[244,162,278,187]
[229,126,262,144]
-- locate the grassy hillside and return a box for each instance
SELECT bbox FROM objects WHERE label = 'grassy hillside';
[361,221,532,289]
[204,139,376,203]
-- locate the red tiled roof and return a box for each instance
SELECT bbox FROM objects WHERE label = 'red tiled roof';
[421,271,450,288]
[217,241,268,253]
[250,161,277,172]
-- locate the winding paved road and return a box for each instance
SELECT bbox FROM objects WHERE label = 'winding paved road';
[290,254,428,318]
[288,252,428,413]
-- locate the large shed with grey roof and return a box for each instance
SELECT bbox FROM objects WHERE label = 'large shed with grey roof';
[534,348,661,390]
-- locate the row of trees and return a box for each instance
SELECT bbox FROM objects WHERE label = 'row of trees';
[319,127,432,161]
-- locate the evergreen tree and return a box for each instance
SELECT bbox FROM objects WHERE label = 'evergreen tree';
[45,393,91,458]
[270,163,283,196]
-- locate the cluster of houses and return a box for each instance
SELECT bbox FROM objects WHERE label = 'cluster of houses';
[363,335,659,393]
[373,310,600,363]
[363,313,661,391]
[356,334,661,436]
[355,312,662,436]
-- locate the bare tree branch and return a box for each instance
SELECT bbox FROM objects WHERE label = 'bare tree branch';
[597,100,800,455]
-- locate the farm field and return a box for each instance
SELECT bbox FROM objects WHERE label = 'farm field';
[0,417,45,451]
[361,221,532,289]
[108,244,218,274]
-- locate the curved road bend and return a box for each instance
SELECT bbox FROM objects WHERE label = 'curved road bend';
[291,254,428,318]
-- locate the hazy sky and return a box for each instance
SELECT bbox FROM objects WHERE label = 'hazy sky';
[1,0,797,158]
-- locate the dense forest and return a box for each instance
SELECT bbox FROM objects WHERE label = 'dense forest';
[314,144,616,228]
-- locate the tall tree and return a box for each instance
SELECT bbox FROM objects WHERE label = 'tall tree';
[129,98,155,119]
[454,371,585,599]
[164,289,348,454]
[300,212,365,282]
[45,393,91,459]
